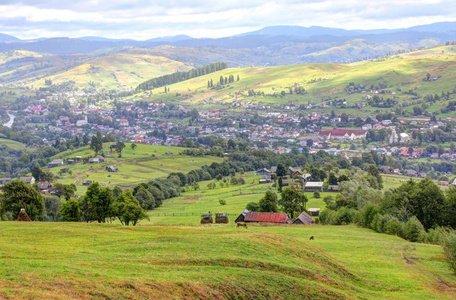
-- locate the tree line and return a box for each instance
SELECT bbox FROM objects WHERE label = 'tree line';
[136,62,227,91]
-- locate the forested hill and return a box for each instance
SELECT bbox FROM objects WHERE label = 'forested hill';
[136,62,227,91]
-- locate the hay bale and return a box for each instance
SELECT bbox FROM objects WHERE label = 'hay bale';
[215,213,229,224]
[200,214,213,224]
[16,208,32,222]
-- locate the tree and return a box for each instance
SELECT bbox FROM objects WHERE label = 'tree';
[44,195,61,221]
[53,183,77,201]
[0,180,44,220]
[59,199,81,222]
[114,191,149,226]
[276,164,287,177]
[90,133,103,155]
[279,188,308,218]
[328,173,338,185]
[367,165,383,189]
[130,143,137,152]
[134,187,155,210]
[278,177,283,192]
[80,182,115,223]
[246,202,259,211]
[115,141,126,158]
[259,190,278,212]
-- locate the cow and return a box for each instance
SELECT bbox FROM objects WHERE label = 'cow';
[237,222,248,229]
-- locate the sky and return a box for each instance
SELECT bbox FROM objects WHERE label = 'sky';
[0,0,455,40]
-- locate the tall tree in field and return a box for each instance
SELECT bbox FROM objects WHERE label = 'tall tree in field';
[116,141,126,158]
[59,199,81,222]
[90,133,103,155]
[80,182,115,223]
[279,188,308,218]
[114,191,149,226]
[0,180,44,220]
[130,142,137,152]
[259,190,278,212]
[276,164,287,177]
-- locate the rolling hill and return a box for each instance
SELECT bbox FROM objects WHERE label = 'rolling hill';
[135,44,456,116]
[30,49,192,89]
[1,222,455,299]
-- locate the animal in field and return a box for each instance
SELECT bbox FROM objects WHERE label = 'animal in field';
[237,222,248,228]
[309,236,314,240]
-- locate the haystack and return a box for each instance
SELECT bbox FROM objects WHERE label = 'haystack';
[200,213,213,224]
[16,208,32,222]
[215,213,229,224]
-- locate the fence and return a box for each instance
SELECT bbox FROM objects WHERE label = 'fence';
[148,212,240,217]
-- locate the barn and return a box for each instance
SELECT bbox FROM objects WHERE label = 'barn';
[293,211,313,225]
[243,212,291,224]
[235,209,249,223]
[215,213,229,224]
[305,181,324,192]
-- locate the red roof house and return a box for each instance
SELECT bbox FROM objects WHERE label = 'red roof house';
[243,212,291,224]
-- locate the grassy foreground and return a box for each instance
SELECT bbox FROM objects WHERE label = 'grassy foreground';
[0,223,455,299]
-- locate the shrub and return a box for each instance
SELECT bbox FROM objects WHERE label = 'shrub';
[357,204,379,228]
[246,202,259,211]
[219,199,227,205]
[425,227,447,244]
[442,230,456,271]
[334,207,356,225]
[403,216,425,242]
[313,191,321,198]
[319,209,337,224]
[385,217,403,236]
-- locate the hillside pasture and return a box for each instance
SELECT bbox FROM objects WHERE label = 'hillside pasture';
[0,222,455,299]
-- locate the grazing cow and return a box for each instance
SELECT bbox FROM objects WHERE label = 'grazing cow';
[237,222,248,229]
[309,236,314,240]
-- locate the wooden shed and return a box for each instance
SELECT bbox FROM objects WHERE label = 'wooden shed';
[243,212,291,224]
[293,211,313,225]
[234,209,249,223]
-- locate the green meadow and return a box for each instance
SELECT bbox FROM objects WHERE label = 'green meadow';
[51,143,223,194]
[0,138,28,151]
[0,222,455,299]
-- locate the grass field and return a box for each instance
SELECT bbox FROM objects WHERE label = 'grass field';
[0,222,455,299]
[131,44,456,118]
[51,143,223,194]
[0,138,28,151]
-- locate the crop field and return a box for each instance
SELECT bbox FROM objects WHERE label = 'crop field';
[0,222,455,299]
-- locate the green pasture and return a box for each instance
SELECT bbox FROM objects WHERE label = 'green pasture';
[0,138,28,151]
[0,222,455,299]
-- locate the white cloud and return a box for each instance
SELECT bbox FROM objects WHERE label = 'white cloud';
[0,0,454,39]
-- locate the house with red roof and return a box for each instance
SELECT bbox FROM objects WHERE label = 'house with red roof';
[318,129,367,141]
[243,212,291,224]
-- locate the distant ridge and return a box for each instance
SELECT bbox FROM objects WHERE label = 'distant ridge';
[0,33,20,42]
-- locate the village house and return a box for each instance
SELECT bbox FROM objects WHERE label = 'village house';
[48,159,64,168]
[243,212,292,224]
[256,168,272,176]
[0,178,13,188]
[106,166,119,172]
[304,181,324,192]
[308,208,320,217]
[292,211,313,225]
[318,129,367,141]
[19,176,35,185]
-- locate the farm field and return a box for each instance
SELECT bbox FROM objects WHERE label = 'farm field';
[146,173,328,225]
[0,222,455,299]
[50,143,223,194]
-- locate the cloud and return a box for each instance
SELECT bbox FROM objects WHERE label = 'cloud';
[0,0,454,39]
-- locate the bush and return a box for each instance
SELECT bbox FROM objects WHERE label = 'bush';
[442,230,456,271]
[403,216,425,242]
[357,204,379,228]
[313,191,321,198]
[334,207,356,225]
[246,202,259,211]
[219,199,227,205]
[425,227,447,244]
[371,214,391,233]
[319,209,337,224]
[384,217,403,236]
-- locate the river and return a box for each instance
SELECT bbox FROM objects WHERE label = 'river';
[2,112,15,128]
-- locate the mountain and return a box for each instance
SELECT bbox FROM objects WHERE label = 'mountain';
[78,36,137,42]
[0,33,20,42]
[145,34,193,42]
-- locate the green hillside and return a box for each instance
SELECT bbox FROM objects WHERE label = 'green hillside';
[1,222,455,299]
[135,44,456,116]
[0,138,27,151]
[50,143,223,194]
[31,49,192,89]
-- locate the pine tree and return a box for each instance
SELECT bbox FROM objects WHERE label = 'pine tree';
[237,74,240,81]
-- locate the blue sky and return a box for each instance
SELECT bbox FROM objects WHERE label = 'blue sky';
[0,0,455,40]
